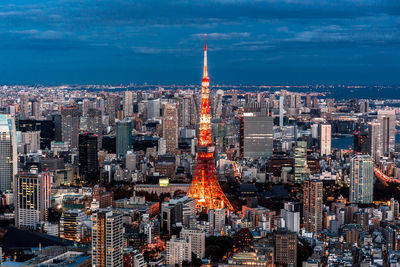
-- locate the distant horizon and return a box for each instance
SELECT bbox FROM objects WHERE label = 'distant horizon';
[1,83,399,87]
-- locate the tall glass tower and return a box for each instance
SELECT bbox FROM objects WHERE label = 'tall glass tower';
[350,154,374,204]
[0,115,17,193]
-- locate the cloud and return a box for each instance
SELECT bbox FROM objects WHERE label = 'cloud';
[0,0,399,84]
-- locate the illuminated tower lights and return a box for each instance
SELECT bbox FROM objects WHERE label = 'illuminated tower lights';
[187,37,233,211]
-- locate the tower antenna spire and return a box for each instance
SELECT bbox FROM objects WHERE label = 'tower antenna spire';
[203,34,208,78]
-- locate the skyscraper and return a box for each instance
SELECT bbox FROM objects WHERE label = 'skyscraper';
[15,172,51,229]
[106,94,120,126]
[378,109,396,154]
[92,210,123,267]
[303,179,323,234]
[162,103,178,154]
[87,108,103,148]
[294,141,307,183]
[0,115,17,192]
[178,96,191,127]
[369,121,382,162]
[350,155,374,204]
[123,91,134,117]
[61,106,80,149]
[319,124,331,157]
[241,103,273,159]
[78,133,99,184]
[279,95,284,127]
[147,98,161,121]
[116,119,132,157]
[31,100,40,119]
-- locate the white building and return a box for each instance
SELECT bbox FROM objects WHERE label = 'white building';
[0,115,17,192]
[319,124,331,156]
[181,228,206,258]
[15,172,51,229]
[208,209,225,234]
[123,91,134,117]
[350,154,374,204]
[166,236,192,266]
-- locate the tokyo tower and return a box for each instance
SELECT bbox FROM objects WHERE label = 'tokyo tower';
[187,38,233,211]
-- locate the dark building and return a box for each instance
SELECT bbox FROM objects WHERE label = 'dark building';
[102,135,116,153]
[18,120,56,149]
[354,132,370,154]
[78,133,98,184]
[274,229,297,267]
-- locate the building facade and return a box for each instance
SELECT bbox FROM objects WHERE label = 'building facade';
[303,179,323,234]
[0,115,17,192]
[350,154,374,204]
[92,210,123,267]
[15,172,51,229]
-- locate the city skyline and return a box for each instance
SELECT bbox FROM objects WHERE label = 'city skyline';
[0,1,399,85]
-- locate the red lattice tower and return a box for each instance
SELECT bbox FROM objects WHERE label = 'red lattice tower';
[187,37,233,211]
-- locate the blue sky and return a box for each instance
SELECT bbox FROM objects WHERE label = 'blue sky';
[0,0,399,85]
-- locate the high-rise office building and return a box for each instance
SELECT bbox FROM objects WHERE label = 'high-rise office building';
[369,121,382,162]
[319,124,331,156]
[232,90,238,107]
[19,131,41,153]
[116,119,132,157]
[305,94,312,108]
[19,93,29,119]
[378,109,396,155]
[60,209,86,242]
[274,229,297,267]
[92,210,123,267]
[147,99,161,121]
[178,97,191,127]
[281,202,300,233]
[166,236,192,266]
[31,100,40,119]
[123,91,134,117]
[303,179,323,234]
[279,95,284,127]
[87,108,103,148]
[78,133,99,184]
[162,103,178,154]
[208,208,225,234]
[211,90,223,119]
[241,103,273,159]
[161,196,196,234]
[180,228,206,258]
[15,172,51,229]
[18,119,56,150]
[294,141,307,183]
[390,198,399,220]
[350,155,374,204]
[0,115,17,192]
[106,94,120,126]
[353,131,370,154]
[61,106,80,149]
